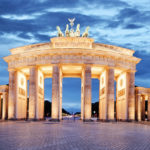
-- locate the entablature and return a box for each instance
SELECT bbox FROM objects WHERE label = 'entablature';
[6,54,137,73]
[4,47,140,65]
[0,85,9,94]
[135,87,150,96]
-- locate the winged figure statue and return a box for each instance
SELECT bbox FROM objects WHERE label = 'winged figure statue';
[68,18,75,27]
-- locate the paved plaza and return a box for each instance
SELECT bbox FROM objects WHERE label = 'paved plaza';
[0,121,150,150]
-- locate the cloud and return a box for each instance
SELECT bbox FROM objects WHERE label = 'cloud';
[124,24,143,29]
[0,0,150,110]
[134,50,150,87]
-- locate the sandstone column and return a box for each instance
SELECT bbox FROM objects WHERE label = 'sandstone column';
[99,68,114,121]
[148,96,150,121]
[107,68,114,120]
[15,71,27,120]
[135,94,141,121]
[2,92,8,120]
[0,95,1,119]
[116,72,128,121]
[59,67,62,120]
[52,65,61,120]
[37,69,44,120]
[29,67,37,120]
[83,65,91,121]
[29,67,44,120]
[128,72,135,121]
[8,70,17,119]
[81,69,85,120]
[141,95,145,121]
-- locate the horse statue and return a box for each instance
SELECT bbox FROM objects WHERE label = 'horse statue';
[75,24,80,37]
[82,26,90,37]
[56,26,64,37]
[65,24,70,37]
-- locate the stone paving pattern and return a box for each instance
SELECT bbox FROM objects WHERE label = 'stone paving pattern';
[0,121,150,150]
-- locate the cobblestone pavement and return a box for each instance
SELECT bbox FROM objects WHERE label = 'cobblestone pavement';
[0,120,150,150]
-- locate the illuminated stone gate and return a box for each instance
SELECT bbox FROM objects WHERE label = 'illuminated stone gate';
[1,20,146,121]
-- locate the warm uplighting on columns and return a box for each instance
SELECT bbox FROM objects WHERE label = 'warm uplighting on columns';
[0,95,1,119]
[81,69,85,120]
[29,67,37,120]
[8,70,17,119]
[83,65,91,121]
[116,72,128,121]
[99,70,107,120]
[128,72,135,121]
[107,68,115,120]
[148,96,150,121]
[37,69,44,119]
[15,71,27,119]
[135,94,141,121]
[99,68,114,121]
[29,67,44,120]
[59,67,63,120]
[2,92,8,120]
[52,64,61,120]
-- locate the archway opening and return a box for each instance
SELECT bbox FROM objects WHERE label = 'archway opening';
[145,100,148,120]
[44,78,52,119]
[92,79,99,119]
[62,78,81,120]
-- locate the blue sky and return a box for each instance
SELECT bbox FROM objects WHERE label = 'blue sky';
[0,0,150,113]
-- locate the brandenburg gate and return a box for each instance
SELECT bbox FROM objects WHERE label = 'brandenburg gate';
[1,19,150,122]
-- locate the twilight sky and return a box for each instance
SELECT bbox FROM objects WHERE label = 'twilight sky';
[0,0,150,113]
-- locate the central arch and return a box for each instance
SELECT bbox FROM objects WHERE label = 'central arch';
[62,78,81,118]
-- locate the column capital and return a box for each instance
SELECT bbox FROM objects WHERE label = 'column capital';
[8,68,17,72]
[126,69,136,73]
[104,66,114,70]
[82,64,91,69]
[141,95,145,99]
[28,65,39,69]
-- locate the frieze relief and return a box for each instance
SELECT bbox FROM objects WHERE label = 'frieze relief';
[8,54,136,71]
[100,87,105,95]
[38,87,44,95]
[118,89,125,97]
[0,88,8,93]
[100,97,105,102]
[117,98,125,101]
[19,88,26,96]
[53,42,91,49]
[18,97,26,102]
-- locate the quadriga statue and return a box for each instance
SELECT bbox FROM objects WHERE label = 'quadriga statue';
[65,24,70,37]
[56,26,64,37]
[75,24,80,37]
[82,26,90,37]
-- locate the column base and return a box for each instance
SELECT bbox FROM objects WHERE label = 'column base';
[116,119,135,122]
[97,119,116,122]
[8,118,18,121]
[27,118,45,121]
[83,119,93,122]
[49,118,60,122]
[126,119,135,122]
